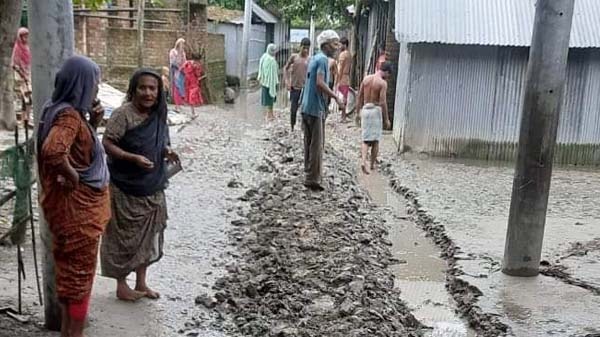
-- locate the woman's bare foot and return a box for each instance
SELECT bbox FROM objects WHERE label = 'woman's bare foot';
[135,285,160,300]
[116,281,145,302]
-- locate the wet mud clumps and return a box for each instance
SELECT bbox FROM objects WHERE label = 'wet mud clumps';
[381,163,511,337]
[539,262,600,296]
[540,238,600,295]
[199,126,423,337]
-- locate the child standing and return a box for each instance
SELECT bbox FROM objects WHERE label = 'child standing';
[181,53,205,115]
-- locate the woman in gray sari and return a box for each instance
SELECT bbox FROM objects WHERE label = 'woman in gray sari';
[101,69,179,301]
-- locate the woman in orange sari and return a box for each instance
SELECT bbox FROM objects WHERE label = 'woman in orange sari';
[37,55,110,337]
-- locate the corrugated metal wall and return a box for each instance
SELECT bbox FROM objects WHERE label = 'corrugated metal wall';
[248,24,267,77]
[275,21,290,109]
[365,1,389,78]
[212,23,243,77]
[394,0,600,48]
[395,44,600,165]
[208,21,268,78]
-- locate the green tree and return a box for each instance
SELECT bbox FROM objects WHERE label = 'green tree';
[206,0,352,28]
[261,0,353,27]
[208,0,244,10]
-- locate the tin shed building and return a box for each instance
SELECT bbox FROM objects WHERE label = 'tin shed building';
[392,0,600,165]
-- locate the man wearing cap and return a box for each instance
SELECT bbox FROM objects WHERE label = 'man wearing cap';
[285,38,311,131]
[301,30,345,191]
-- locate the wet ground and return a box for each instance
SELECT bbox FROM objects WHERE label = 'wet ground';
[327,115,600,337]
[326,120,476,337]
[0,93,268,337]
[3,92,599,337]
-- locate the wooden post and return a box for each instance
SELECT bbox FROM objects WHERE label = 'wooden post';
[29,0,75,330]
[82,4,88,55]
[350,0,362,88]
[137,0,145,68]
[502,0,575,277]
[239,0,252,88]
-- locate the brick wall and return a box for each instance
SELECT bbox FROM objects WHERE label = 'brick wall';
[74,1,217,93]
[205,33,226,102]
[205,33,225,61]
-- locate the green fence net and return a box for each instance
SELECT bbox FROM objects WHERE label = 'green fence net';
[0,138,33,245]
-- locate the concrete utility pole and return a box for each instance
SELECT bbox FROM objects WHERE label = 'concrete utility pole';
[239,0,252,88]
[502,0,575,277]
[29,0,75,330]
[137,0,145,67]
[0,0,22,131]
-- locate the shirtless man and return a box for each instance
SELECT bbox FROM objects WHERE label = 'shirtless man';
[285,38,311,131]
[356,61,393,174]
[336,37,351,122]
[327,57,337,113]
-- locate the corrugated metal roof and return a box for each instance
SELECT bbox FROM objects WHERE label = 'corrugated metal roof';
[252,3,278,24]
[395,0,600,48]
[207,3,278,25]
[207,6,243,23]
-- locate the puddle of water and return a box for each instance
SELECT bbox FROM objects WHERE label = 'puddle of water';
[357,169,475,337]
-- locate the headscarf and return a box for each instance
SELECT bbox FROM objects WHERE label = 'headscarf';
[38,55,109,190]
[258,44,279,99]
[317,30,340,50]
[108,69,170,197]
[125,69,168,125]
[169,38,187,67]
[11,28,31,76]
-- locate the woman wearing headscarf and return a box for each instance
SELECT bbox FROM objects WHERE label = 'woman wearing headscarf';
[12,27,32,125]
[101,69,179,302]
[169,38,187,111]
[258,44,279,121]
[37,55,110,337]
[181,52,206,115]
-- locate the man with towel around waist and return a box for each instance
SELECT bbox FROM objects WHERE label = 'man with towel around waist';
[356,61,393,174]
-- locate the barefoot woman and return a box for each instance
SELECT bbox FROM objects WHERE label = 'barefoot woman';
[101,69,179,301]
[38,55,110,337]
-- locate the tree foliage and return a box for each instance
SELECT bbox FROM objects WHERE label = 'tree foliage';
[261,0,353,27]
[206,0,353,27]
[208,0,244,11]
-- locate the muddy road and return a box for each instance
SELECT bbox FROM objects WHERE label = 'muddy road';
[0,96,269,337]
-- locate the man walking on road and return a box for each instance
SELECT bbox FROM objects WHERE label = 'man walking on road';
[301,30,345,191]
[284,38,311,131]
[356,61,393,174]
[336,37,351,122]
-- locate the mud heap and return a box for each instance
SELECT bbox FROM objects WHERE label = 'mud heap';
[197,125,423,337]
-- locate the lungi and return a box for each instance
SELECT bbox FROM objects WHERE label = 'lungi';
[361,103,383,142]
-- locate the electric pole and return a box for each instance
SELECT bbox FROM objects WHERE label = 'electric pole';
[29,0,75,330]
[240,0,252,89]
[502,0,575,277]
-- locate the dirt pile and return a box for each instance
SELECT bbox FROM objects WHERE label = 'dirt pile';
[193,125,423,337]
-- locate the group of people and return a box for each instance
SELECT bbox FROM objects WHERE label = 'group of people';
[38,55,179,337]
[31,28,391,337]
[167,38,205,114]
[258,30,394,191]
